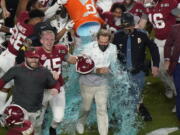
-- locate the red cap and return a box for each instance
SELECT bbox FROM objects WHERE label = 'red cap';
[25,50,40,58]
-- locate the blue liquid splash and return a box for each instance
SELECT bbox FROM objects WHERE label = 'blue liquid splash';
[43,35,141,135]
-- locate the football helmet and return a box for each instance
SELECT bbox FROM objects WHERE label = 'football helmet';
[3,104,26,126]
[144,0,160,8]
[76,55,95,74]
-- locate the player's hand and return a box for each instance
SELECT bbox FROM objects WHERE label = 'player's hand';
[152,66,159,77]
[23,38,32,47]
[2,8,10,19]
[51,71,60,80]
[65,20,75,31]
[50,88,59,96]
[57,0,68,5]
[96,67,109,74]
[164,60,170,71]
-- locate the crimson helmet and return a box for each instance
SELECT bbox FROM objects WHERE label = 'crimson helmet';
[144,0,160,7]
[3,104,26,126]
[76,55,95,74]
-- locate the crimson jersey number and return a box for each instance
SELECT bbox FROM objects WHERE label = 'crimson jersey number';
[148,13,165,29]
[9,25,26,51]
[43,58,61,73]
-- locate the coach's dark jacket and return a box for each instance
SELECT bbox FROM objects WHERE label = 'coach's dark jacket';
[113,29,160,73]
[164,24,180,75]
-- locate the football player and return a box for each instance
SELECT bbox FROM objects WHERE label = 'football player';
[123,0,148,28]
[0,9,44,115]
[100,2,126,31]
[35,23,77,135]
[143,0,178,98]
[50,6,75,48]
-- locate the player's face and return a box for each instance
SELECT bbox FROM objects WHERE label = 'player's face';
[30,1,44,10]
[112,8,123,18]
[25,57,39,69]
[41,32,55,52]
[98,35,110,46]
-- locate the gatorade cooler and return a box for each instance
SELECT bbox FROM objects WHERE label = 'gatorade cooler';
[64,0,104,36]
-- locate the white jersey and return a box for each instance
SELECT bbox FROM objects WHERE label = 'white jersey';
[50,16,74,46]
[82,41,117,68]
[96,0,113,12]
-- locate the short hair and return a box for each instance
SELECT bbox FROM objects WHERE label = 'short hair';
[35,21,57,37]
[40,30,56,40]
[110,2,126,12]
[29,9,45,19]
[97,29,112,40]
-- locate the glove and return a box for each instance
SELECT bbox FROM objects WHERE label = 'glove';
[57,0,68,5]
[65,20,75,30]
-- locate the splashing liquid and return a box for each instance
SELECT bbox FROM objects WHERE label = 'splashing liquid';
[43,35,141,135]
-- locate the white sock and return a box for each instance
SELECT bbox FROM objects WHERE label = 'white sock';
[0,91,8,114]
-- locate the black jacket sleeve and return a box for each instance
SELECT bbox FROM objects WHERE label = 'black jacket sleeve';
[145,34,160,67]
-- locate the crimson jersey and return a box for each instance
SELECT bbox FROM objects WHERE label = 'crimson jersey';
[128,2,146,18]
[36,45,68,86]
[8,12,34,56]
[7,120,34,135]
[145,0,178,40]
[100,11,121,30]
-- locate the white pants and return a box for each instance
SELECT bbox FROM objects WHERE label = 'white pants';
[154,38,176,94]
[78,84,109,135]
[26,108,45,135]
[42,87,65,124]
[0,49,15,88]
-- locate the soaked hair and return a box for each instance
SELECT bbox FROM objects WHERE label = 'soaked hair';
[97,29,112,40]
